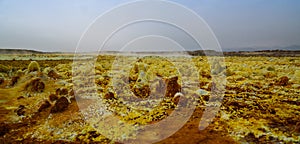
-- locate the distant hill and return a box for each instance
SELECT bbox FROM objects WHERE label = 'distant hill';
[223,45,300,52]
[223,50,300,57]
[282,45,300,51]
[0,49,45,54]
[186,49,300,57]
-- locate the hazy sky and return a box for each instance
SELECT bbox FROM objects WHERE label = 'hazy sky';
[0,0,300,52]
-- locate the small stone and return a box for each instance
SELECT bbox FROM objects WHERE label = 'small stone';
[50,97,69,113]
[60,88,68,95]
[202,95,210,101]
[165,76,181,98]
[269,109,276,114]
[275,76,289,86]
[48,69,61,79]
[56,88,68,95]
[38,100,51,112]
[25,78,45,92]
[49,94,58,102]
[172,93,181,104]
[88,131,100,139]
[15,105,25,116]
[17,96,25,100]
[104,92,115,99]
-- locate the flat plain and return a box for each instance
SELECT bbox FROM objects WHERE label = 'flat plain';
[0,52,299,143]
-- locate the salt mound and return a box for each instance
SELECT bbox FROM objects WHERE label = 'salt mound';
[28,61,40,72]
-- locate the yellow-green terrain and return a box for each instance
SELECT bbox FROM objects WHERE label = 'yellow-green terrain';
[0,53,299,143]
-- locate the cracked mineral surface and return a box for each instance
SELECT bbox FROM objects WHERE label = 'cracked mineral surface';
[0,53,299,143]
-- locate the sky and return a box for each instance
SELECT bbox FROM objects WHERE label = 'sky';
[0,0,300,52]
